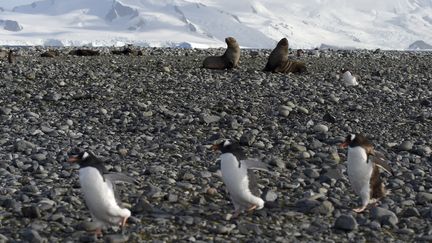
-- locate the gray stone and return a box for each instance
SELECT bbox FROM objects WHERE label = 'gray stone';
[304,168,320,179]
[298,106,309,114]
[370,207,398,226]
[263,190,278,202]
[313,124,329,133]
[22,228,45,243]
[0,107,12,115]
[299,151,311,159]
[22,206,41,218]
[334,215,358,231]
[202,115,220,124]
[401,207,420,217]
[295,199,320,213]
[15,140,37,152]
[105,234,129,243]
[398,141,413,151]
[32,154,47,162]
[312,200,334,215]
[292,144,307,152]
[240,130,257,146]
[269,157,285,169]
[416,192,432,205]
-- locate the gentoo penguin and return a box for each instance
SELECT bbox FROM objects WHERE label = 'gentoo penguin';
[68,149,135,236]
[340,134,393,212]
[342,70,358,86]
[212,139,269,217]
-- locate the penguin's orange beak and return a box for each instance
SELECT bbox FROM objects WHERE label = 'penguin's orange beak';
[211,144,221,152]
[339,142,349,148]
[67,156,79,163]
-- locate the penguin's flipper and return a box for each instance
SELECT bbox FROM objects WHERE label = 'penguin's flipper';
[104,173,137,185]
[240,159,269,171]
[370,152,393,175]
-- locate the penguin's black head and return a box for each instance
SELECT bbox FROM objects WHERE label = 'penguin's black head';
[67,149,97,165]
[340,133,368,148]
[212,139,242,154]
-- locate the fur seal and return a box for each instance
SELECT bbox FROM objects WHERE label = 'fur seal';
[8,50,16,64]
[41,50,60,58]
[264,38,306,74]
[296,49,304,57]
[202,37,240,70]
[69,49,100,56]
[111,47,143,56]
[264,38,289,71]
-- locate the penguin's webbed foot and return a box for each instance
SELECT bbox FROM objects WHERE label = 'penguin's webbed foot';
[247,204,257,212]
[120,217,128,228]
[353,206,367,213]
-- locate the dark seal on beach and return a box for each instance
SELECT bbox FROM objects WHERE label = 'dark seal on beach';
[69,49,100,56]
[264,38,306,74]
[202,37,240,70]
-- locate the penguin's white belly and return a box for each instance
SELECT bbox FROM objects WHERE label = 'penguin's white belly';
[220,153,262,208]
[347,147,373,195]
[79,167,127,225]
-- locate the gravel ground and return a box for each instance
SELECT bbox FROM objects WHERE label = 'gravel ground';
[0,47,431,242]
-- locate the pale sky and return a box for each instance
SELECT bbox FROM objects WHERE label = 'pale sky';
[0,0,35,10]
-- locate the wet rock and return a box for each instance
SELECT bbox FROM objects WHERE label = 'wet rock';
[334,215,357,231]
[370,207,398,227]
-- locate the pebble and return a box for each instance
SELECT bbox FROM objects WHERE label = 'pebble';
[22,228,46,243]
[15,140,37,152]
[416,192,432,205]
[313,124,329,133]
[263,190,278,202]
[202,115,220,124]
[105,234,129,243]
[398,141,413,151]
[22,206,41,218]
[370,207,398,227]
[334,215,358,231]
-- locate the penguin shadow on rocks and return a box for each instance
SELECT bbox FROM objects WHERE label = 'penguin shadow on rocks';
[67,148,139,240]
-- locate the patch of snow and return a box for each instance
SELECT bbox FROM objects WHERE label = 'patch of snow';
[0,0,430,49]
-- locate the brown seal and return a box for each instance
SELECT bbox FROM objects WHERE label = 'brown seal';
[275,60,307,73]
[264,38,289,71]
[264,38,306,74]
[8,50,16,64]
[41,50,60,58]
[296,49,304,57]
[69,49,100,56]
[202,37,240,69]
[112,47,143,56]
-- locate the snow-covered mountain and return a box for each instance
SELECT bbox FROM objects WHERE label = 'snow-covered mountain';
[0,0,431,49]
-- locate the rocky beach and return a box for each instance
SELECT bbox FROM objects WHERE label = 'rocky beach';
[0,47,431,242]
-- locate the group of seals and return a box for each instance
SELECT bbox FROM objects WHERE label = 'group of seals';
[202,37,306,74]
[202,37,240,70]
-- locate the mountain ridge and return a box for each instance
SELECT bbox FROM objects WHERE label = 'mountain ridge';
[0,0,431,49]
